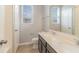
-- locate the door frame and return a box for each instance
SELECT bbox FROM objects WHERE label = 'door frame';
[12,5,20,52]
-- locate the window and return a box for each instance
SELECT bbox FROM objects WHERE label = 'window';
[22,5,32,23]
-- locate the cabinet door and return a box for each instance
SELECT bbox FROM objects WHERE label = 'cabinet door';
[46,49,50,53]
[41,44,46,53]
[39,36,46,47]
[38,39,42,53]
[47,43,56,53]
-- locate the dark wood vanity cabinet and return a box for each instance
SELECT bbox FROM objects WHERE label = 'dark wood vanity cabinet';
[38,35,47,53]
[38,35,57,53]
[47,43,56,53]
[38,39,42,52]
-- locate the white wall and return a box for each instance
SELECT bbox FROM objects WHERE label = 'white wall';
[32,6,43,33]
[42,6,50,31]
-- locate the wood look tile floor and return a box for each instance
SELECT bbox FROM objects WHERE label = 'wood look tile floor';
[16,44,39,53]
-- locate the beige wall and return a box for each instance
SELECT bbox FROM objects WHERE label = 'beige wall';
[5,5,13,52]
[74,6,79,38]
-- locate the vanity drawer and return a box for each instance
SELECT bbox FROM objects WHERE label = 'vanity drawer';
[39,35,47,47]
[47,43,57,53]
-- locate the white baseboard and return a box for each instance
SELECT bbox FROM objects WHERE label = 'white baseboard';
[18,41,33,46]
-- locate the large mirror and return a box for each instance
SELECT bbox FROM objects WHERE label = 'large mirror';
[49,5,74,34]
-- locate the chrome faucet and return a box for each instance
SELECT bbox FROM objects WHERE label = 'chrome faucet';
[0,40,7,45]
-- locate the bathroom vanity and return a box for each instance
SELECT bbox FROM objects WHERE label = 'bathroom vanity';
[38,34,57,53]
[38,30,79,53]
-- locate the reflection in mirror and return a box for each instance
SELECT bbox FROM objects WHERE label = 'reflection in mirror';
[61,6,73,34]
[50,6,61,31]
[49,6,74,34]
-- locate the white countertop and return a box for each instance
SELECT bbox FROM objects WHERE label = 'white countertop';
[39,30,79,53]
